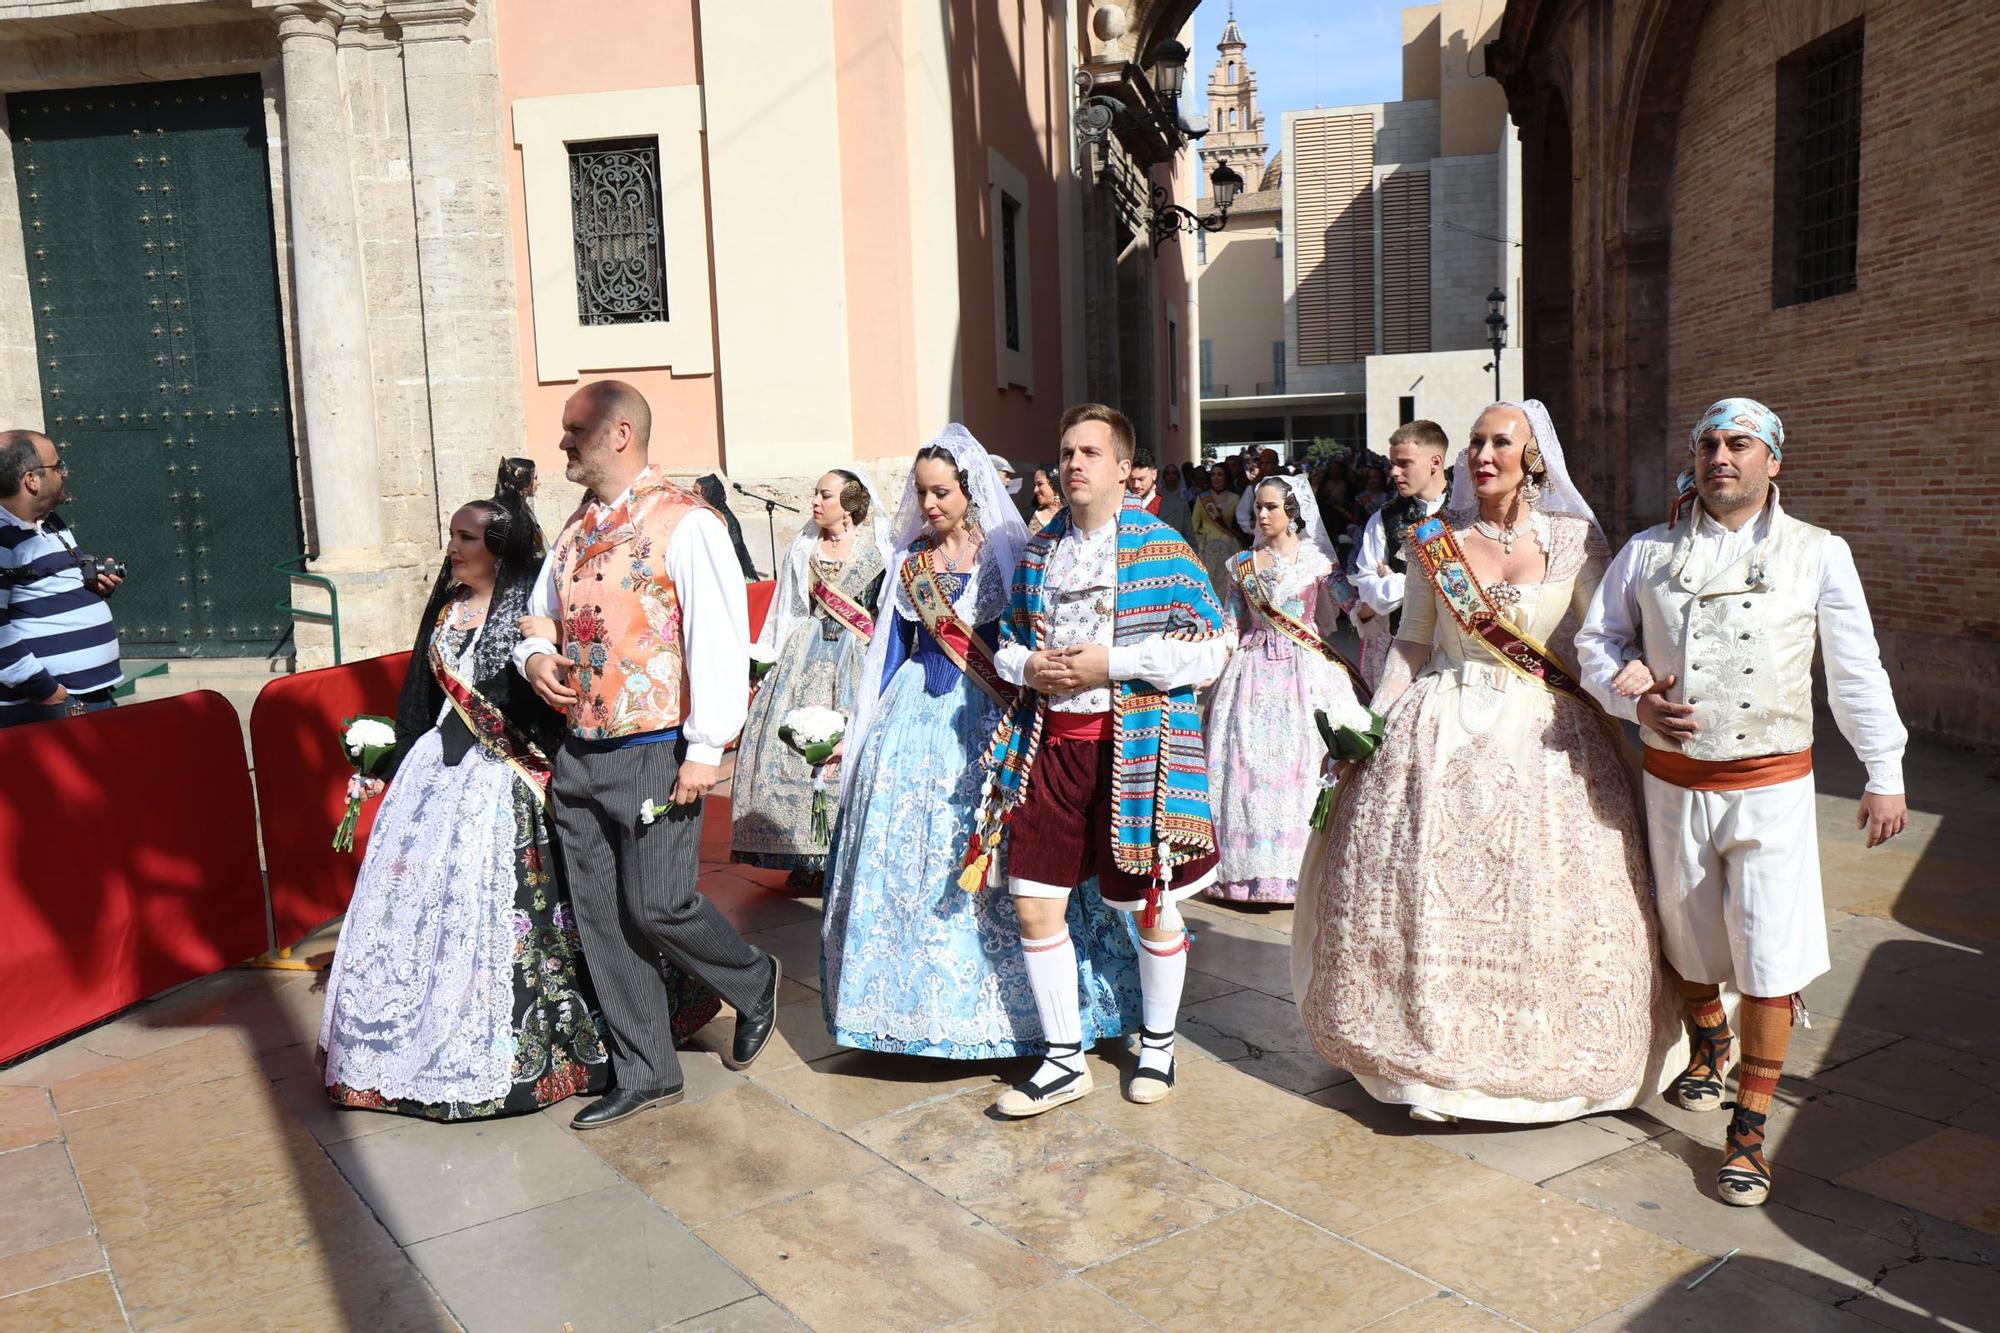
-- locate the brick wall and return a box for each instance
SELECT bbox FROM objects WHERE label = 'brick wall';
[1666,0,2000,744]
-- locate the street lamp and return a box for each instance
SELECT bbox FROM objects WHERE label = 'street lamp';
[1149,160,1245,254]
[1150,39,1189,100]
[1484,287,1507,401]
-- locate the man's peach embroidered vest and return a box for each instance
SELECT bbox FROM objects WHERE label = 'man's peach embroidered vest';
[551,470,708,740]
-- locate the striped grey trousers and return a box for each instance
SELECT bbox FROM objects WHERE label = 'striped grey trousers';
[551,737,770,1090]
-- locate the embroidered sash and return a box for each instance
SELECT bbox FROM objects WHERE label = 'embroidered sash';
[810,571,875,641]
[1406,515,1603,717]
[1234,556,1368,697]
[429,608,554,799]
[899,545,1017,710]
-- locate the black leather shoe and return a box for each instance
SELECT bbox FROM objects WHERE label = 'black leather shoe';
[569,1085,683,1130]
[723,955,783,1071]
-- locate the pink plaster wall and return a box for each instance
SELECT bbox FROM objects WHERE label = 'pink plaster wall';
[948,0,1071,462]
[493,0,724,475]
[833,1,922,461]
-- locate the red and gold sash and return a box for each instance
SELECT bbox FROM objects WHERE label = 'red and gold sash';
[810,571,875,641]
[1406,514,1604,718]
[1234,555,1368,697]
[899,544,1017,710]
[429,607,554,799]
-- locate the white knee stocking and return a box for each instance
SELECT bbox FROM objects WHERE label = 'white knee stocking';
[1136,931,1190,1076]
[1021,928,1084,1086]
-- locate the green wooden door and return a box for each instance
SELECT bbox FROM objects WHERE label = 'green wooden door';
[9,75,301,657]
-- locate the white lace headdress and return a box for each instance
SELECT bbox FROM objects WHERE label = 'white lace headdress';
[751,469,895,664]
[1447,399,1605,542]
[841,423,1027,801]
[1249,473,1340,566]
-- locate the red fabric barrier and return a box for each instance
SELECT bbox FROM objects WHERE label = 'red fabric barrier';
[251,652,411,950]
[0,692,266,1062]
[254,586,771,950]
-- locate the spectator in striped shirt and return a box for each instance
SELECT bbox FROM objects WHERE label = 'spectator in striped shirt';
[0,430,124,728]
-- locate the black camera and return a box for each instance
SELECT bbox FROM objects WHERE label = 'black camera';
[75,554,127,581]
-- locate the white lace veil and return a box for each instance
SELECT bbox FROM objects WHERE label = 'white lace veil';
[1249,473,1339,566]
[1447,399,1604,542]
[841,423,1026,801]
[751,469,895,664]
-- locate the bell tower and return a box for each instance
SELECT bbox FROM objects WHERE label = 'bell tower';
[1202,3,1267,189]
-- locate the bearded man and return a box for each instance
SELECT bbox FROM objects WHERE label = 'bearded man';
[1577,396,1908,1207]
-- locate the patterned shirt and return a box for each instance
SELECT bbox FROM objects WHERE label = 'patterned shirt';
[1041,517,1119,714]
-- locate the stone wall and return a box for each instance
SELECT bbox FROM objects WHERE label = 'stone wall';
[1427,153,1500,351]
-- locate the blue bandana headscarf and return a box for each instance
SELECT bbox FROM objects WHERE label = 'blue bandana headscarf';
[1672,397,1785,525]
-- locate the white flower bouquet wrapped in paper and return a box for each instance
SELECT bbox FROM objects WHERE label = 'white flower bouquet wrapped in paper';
[778,705,848,844]
[333,714,399,852]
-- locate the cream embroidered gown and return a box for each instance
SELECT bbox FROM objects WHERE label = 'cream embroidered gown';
[1293,510,1685,1122]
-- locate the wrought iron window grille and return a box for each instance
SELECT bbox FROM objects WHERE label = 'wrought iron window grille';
[568,136,668,326]
[1774,22,1863,307]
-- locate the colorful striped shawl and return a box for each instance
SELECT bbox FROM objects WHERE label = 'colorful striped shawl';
[976,506,1226,881]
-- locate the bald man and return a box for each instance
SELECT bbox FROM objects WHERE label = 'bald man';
[513,381,782,1129]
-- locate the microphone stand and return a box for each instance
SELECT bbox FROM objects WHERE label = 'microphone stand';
[734,483,798,577]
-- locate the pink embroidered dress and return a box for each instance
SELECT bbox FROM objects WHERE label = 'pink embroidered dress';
[1205,543,1361,903]
[1293,507,1685,1122]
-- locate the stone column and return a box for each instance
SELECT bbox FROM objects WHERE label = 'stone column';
[389,0,526,514]
[269,1,396,664]
[273,2,383,558]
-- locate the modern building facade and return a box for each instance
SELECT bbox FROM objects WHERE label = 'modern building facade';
[0,0,1204,667]
[1491,0,1998,748]
[1198,2,1522,460]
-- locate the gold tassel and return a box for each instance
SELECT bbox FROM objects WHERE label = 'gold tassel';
[958,847,991,893]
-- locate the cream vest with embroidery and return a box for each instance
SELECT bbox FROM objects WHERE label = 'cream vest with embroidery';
[1629,494,1827,762]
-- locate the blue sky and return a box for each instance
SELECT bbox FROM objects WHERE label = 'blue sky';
[1187,0,1418,181]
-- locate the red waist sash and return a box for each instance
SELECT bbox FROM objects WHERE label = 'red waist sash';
[1043,710,1111,743]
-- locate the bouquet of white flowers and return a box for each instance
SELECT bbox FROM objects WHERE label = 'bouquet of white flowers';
[779,705,848,844]
[1308,698,1386,829]
[333,714,399,852]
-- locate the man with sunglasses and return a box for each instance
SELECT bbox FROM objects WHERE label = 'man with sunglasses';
[0,430,124,728]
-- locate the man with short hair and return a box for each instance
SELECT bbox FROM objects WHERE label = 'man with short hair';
[1352,420,1452,686]
[1234,446,1283,533]
[515,380,782,1129]
[1578,396,1907,1209]
[972,403,1232,1117]
[1126,445,1194,542]
[0,430,124,728]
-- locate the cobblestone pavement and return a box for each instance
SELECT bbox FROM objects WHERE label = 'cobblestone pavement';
[3,732,1996,1331]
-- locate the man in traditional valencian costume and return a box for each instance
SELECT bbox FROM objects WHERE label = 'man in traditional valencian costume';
[1579,396,1908,1206]
[1351,420,1453,686]
[516,381,783,1129]
[969,403,1232,1116]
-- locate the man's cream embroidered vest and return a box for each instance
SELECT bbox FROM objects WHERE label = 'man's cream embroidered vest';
[1630,494,1826,762]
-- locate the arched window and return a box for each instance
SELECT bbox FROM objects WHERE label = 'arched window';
[1228,63,1239,85]
[1228,108,1238,129]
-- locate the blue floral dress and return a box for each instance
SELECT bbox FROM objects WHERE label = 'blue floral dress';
[819,550,1141,1058]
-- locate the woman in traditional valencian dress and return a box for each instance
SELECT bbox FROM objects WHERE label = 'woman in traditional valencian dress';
[1028,466,1064,532]
[1293,401,1683,1124]
[730,470,890,885]
[1191,463,1243,601]
[820,425,1140,1058]
[320,482,719,1120]
[1206,476,1365,906]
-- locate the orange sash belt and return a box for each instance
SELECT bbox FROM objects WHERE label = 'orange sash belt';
[1643,746,1813,791]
